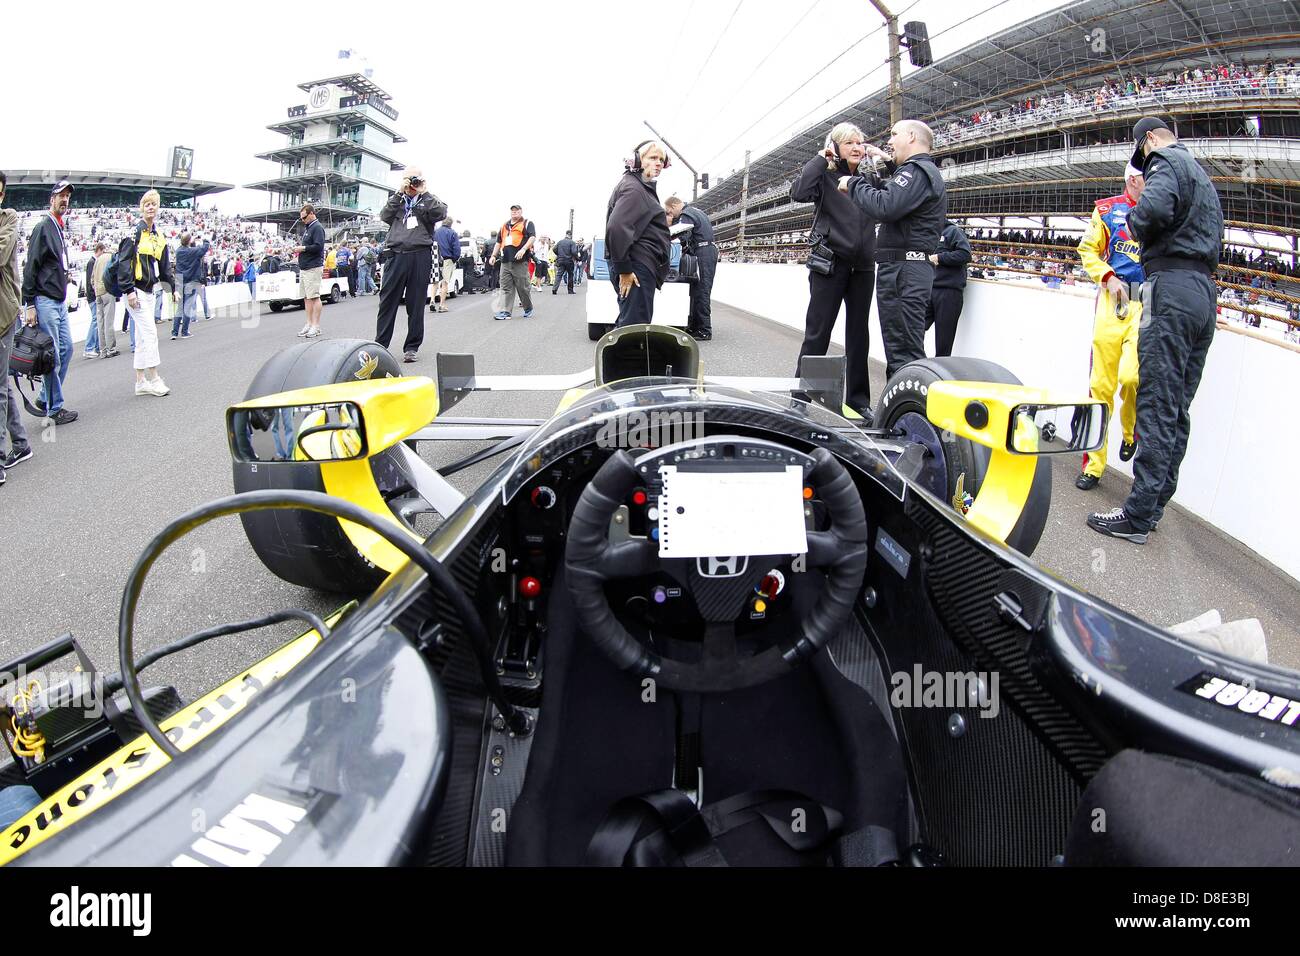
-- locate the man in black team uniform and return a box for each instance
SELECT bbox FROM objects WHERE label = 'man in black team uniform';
[926,219,971,356]
[552,231,577,295]
[839,119,946,379]
[1087,117,1224,544]
[664,196,718,341]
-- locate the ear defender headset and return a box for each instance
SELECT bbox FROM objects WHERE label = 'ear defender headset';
[629,140,672,172]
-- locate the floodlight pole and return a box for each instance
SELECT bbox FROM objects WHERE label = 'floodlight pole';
[738,150,750,262]
[870,0,903,125]
[644,120,701,201]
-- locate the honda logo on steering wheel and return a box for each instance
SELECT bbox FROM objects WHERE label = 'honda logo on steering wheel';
[697,555,748,578]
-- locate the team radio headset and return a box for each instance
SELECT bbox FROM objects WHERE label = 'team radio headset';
[628,141,672,172]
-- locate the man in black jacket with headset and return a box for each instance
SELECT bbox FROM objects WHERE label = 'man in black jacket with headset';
[1087,117,1224,544]
[839,120,946,380]
[605,142,671,328]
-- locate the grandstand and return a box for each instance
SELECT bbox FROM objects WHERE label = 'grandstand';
[3,170,232,213]
[691,0,1300,340]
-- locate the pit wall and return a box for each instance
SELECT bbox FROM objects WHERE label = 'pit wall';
[711,262,1299,582]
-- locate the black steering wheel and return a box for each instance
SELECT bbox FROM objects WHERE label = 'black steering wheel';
[564,441,869,693]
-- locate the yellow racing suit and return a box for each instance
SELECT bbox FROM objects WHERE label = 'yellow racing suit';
[1077,192,1144,478]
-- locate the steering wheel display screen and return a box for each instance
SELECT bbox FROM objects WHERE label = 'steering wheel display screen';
[656,460,809,559]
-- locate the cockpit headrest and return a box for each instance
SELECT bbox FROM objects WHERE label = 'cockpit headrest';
[594,324,699,386]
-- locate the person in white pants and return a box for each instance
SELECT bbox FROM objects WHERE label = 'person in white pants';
[119,189,174,396]
[124,287,168,395]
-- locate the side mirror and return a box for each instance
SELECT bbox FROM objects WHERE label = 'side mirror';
[1008,402,1108,455]
[228,401,367,463]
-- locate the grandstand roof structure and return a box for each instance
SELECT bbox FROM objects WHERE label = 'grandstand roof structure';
[3,170,232,212]
[694,0,1300,247]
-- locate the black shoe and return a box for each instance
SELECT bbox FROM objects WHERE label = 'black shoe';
[1075,473,1100,490]
[1119,439,1137,462]
[50,408,78,425]
[3,445,33,468]
[31,399,46,416]
[552,289,558,295]
[1086,507,1148,544]
[403,351,417,363]
[687,328,712,341]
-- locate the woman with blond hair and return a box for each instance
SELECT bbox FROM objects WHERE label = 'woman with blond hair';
[117,189,175,396]
[789,121,878,416]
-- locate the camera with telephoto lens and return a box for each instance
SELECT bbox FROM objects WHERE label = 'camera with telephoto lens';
[407,177,424,188]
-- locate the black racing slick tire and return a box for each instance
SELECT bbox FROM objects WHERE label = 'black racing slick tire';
[874,356,1052,557]
[269,301,284,313]
[233,338,405,594]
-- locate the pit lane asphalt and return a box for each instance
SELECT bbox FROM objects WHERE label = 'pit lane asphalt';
[1,284,1297,709]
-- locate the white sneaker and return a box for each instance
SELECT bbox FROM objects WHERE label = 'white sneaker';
[304,327,322,338]
[297,324,311,336]
[149,378,170,396]
[135,381,151,396]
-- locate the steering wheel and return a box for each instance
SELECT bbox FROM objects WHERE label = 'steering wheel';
[564,441,869,693]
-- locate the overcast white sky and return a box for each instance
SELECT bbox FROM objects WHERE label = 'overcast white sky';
[9,0,1060,238]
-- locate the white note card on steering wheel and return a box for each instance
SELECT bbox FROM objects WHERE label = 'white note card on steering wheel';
[657,465,808,558]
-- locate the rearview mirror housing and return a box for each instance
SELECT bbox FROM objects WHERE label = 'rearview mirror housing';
[926,381,1107,456]
[226,375,438,464]
[228,401,367,463]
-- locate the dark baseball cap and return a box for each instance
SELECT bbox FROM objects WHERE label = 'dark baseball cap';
[50,180,74,196]
[1130,117,1170,169]
[510,204,522,211]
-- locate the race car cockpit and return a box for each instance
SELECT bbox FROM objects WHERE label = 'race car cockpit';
[4,325,1298,868]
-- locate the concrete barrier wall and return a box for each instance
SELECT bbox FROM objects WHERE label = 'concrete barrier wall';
[69,281,253,337]
[711,262,1300,582]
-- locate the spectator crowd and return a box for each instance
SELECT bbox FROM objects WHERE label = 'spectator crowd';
[935,57,1299,149]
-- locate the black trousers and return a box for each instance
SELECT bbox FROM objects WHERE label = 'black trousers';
[347,260,358,296]
[925,286,964,357]
[375,249,432,353]
[796,258,874,414]
[1123,270,1217,531]
[689,245,719,332]
[876,260,933,379]
[611,260,658,328]
[553,259,575,293]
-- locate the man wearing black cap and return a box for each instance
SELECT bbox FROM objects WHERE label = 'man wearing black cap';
[1087,117,1224,544]
[20,181,78,424]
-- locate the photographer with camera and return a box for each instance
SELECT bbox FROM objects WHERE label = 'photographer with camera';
[789,122,877,416]
[377,168,447,363]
